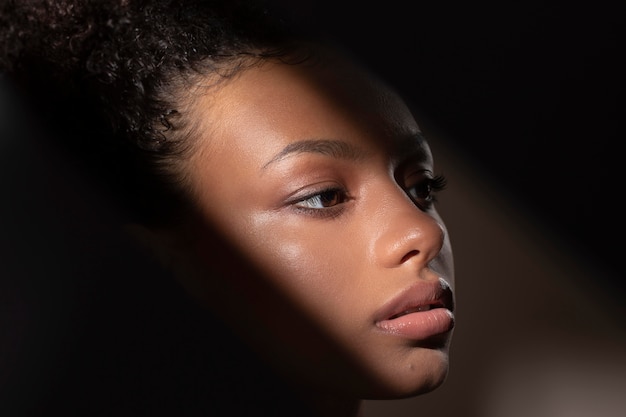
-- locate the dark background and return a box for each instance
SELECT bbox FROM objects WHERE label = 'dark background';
[278,1,625,296]
[1,1,624,415]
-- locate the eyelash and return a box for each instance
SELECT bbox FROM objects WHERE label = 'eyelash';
[290,174,447,217]
[405,174,447,210]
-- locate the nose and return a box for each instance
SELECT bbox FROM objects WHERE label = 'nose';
[370,184,446,270]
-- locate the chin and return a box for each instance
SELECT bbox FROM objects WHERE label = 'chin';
[365,348,451,400]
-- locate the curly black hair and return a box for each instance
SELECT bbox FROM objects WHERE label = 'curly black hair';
[0,0,307,225]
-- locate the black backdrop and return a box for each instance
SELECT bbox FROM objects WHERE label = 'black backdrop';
[1,1,624,415]
[278,1,625,295]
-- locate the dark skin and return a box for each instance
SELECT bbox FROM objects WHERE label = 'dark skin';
[0,2,454,416]
[142,48,455,416]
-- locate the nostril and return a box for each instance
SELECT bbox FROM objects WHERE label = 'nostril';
[400,249,419,263]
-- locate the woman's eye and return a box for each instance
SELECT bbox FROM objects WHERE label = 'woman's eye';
[294,188,348,210]
[406,175,447,208]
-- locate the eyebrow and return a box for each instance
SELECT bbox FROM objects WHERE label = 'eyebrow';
[261,139,369,170]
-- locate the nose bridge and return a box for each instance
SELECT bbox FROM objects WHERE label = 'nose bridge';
[370,182,445,268]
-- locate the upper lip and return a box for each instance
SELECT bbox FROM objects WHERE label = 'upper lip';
[375,277,455,322]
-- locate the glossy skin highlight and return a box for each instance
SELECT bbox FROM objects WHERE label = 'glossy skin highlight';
[176,51,455,403]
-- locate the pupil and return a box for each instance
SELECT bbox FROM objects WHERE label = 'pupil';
[413,183,431,200]
[320,191,339,206]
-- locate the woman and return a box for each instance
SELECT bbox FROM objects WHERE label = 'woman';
[0,1,455,416]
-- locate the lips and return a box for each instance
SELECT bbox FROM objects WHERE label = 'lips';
[375,277,455,340]
[387,300,446,319]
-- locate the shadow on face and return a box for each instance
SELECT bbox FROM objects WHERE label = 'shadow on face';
[161,49,455,398]
[0,48,456,416]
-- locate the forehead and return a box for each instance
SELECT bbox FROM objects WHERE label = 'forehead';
[189,50,426,173]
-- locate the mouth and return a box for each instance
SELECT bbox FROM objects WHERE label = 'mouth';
[375,278,455,340]
[386,300,447,320]
[379,277,454,320]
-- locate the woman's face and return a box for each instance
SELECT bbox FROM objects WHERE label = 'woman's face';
[180,52,455,399]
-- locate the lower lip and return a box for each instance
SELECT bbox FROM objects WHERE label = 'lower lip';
[376,308,454,340]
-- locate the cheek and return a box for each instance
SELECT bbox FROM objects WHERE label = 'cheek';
[241,218,366,327]
[253,230,346,302]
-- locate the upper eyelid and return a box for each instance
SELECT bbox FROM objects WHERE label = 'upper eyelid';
[286,184,347,203]
[398,167,436,186]
[294,189,344,206]
[429,174,447,191]
[406,174,447,193]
